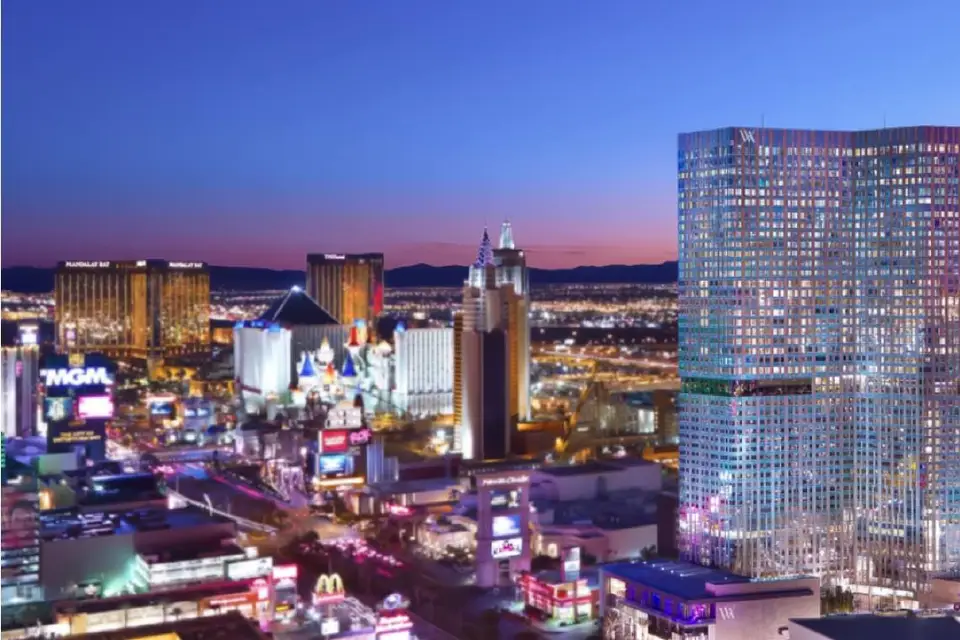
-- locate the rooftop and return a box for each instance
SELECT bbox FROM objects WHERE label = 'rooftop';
[139,540,245,564]
[367,476,464,497]
[537,459,655,478]
[257,288,338,326]
[535,567,602,589]
[602,560,753,600]
[537,495,659,531]
[41,506,230,541]
[790,615,960,640]
[76,472,165,506]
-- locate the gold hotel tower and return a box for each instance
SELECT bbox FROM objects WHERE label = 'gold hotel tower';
[55,260,210,359]
[306,253,385,328]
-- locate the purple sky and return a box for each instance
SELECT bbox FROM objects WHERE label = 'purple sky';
[3,0,958,269]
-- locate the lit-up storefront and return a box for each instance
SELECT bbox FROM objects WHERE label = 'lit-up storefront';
[50,583,260,636]
[518,573,596,624]
[272,564,299,621]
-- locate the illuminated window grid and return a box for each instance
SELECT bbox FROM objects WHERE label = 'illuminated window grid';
[677,126,960,595]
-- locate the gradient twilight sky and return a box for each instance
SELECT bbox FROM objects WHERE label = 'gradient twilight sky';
[2,0,958,269]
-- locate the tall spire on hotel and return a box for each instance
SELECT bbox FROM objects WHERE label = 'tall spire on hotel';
[474,227,495,268]
[499,220,515,250]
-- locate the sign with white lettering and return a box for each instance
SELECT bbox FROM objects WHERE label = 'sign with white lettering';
[64,261,110,268]
[479,475,530,488]
[41,367,114,388]
[326,407,363,429]
[167,261,204,269]
[738,129,756,144]
[323,254,346,260]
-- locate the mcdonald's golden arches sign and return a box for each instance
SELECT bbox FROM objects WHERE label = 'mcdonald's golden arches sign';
[313,573,345,605]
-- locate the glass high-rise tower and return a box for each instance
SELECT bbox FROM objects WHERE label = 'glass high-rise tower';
[678,126,959,598]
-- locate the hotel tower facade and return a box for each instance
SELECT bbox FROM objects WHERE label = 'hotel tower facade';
[678,126,959,599]
[55,260,210,359]
[306,253,385,329]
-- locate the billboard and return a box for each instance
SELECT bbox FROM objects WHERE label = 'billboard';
[48,420,106,447]
[44,397,74,423]
[491,537,523,559]
[489,487,522,511]
[492,514,522,538]
[321,430,349,453]
[149,403,175,417]
[319,455,349,476]
[77,395,115,420]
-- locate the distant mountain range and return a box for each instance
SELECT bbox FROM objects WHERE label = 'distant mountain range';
[0,262,678,293]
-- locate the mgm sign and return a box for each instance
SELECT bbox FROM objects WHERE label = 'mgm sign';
[314,573,345,605]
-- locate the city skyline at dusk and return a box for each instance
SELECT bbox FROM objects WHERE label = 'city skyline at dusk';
[3,0,959,269]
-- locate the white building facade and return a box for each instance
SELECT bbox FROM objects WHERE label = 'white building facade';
[233,322,292,409]
[394,328,453,396]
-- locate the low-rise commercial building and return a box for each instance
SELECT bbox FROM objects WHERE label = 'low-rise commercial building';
[40,505,237,600]
[789,615,960,640]
[600,559,819,640]
[531,459,661,502]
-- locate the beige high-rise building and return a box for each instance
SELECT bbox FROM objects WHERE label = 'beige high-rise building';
[457,225,532,460]
[306,253,384,328]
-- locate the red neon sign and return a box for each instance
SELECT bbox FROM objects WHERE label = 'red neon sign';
[272,564,298,580]
[322,430,349,453]
[375,613,413,634]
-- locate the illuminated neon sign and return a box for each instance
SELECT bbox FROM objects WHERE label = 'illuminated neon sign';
[272,564,298,581]
[375,613,413,634]
[77,395,115,419]
[349,428,372,445]
[41,367,113,387]
[64,261,110,268]
[314,573,346,605]
[321,430,349,453]
[323,254,346,260]
[168,261,204,268]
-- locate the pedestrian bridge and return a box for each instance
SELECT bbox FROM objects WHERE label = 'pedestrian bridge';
[166,489,278,534]
[141,447,234,464]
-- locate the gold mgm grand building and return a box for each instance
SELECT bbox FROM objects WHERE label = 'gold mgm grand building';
[306,253,384,328]
[55,260,210,360]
